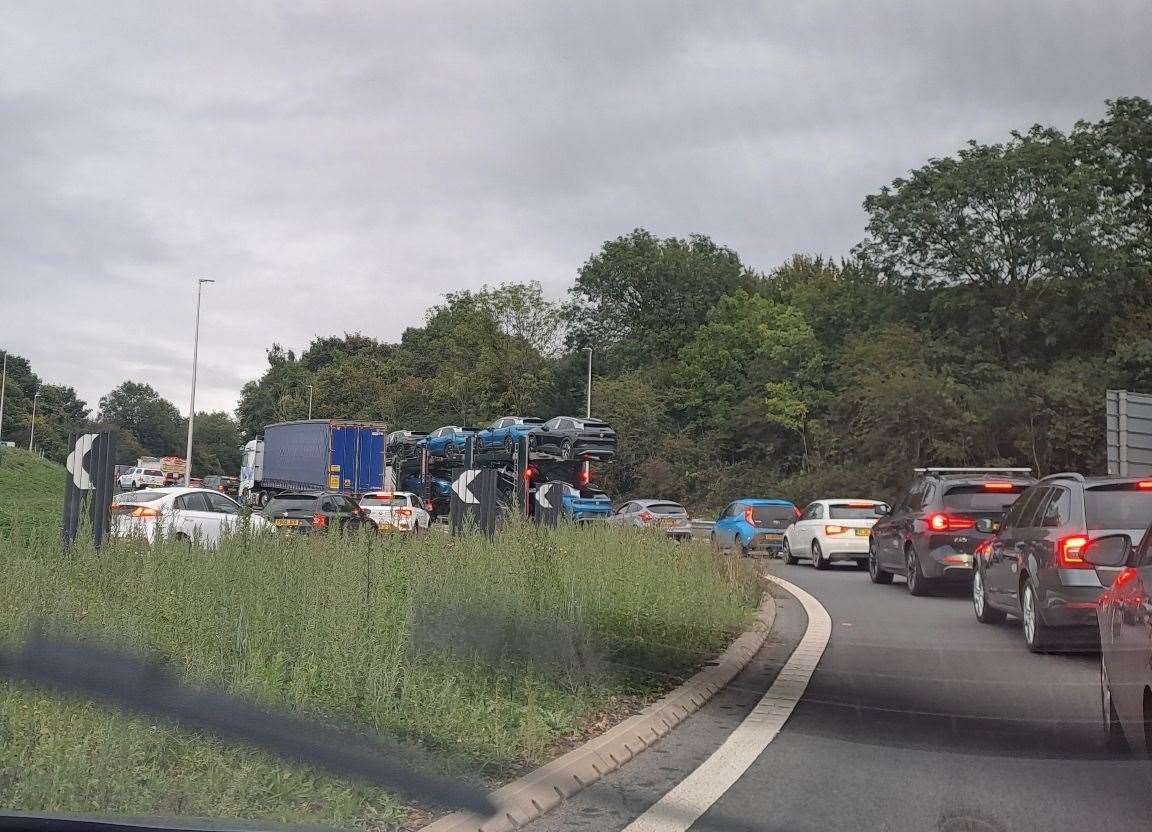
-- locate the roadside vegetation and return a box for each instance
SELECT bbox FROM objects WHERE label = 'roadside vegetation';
[0,521,759,828]
[0,448,62,537]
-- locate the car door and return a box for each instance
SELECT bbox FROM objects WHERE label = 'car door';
[877,481,919,569]
[1105,528,1152,737]
[613,502,636,528]
[990,486,1048,610]
[713,503,735,542]
[790,503,819,552]
[205,491,243,546]
[172,492,218,544]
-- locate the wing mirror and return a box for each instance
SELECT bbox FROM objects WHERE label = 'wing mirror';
[975,517,1000,534]
[873,504,891,517]
[1082,534,1132,568]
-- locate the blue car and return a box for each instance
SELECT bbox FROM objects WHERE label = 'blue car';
[711,498,799,557]
[420,425,474,457]
[402,475,451,517]
[560,486,613,522]
[477,416,546,451]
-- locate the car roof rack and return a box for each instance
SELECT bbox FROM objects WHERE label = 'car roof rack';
[914,467,1033,475]
[1040,471,1086,482]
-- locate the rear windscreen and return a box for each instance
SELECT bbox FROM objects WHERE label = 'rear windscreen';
[752,505,795,524]
[113,492,166,503]
[361,496,407,506]
[647,503,686,514]
[828,504,881,519]
[264,496,318,515]
[1084,485,1152,530]
[942,485,1026,513]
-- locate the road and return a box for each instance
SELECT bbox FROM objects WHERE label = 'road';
[531,560,1152,832]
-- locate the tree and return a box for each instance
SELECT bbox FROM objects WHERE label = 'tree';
[189,411,243,475]
[98,382,183,457]
[564,229,753,368]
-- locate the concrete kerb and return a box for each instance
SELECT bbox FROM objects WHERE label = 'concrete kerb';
[420,590,778,832]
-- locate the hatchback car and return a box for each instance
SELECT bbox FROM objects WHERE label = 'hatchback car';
[359,491,431,533]
[611,499,692,540]
[784,499,888,569]
[711,499,799,556]
[533,416,617,460]
[477,416,546,451]
[262,491,376,535]
[117,466,167,490]
[973,474,1152,651]
[111,487,270,547]
[558,485,614,522]
[1082,530,1152,755]
[869,467,1034,595]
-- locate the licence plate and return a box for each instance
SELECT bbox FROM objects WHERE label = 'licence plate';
[760,533,783,542]
[377,522,397,531]
[856,528,871,537]
[274,518,301,527]
[660,518,679,528]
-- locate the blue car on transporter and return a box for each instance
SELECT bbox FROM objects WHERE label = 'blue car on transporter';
[419,425,476,457]
[477,416,546,451]
[560,485,613,522]
[711,498,800,557]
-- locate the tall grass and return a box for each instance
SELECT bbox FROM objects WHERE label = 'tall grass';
[0,519,758,829]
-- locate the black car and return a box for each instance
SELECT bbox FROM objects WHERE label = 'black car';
[973,473,1152,652]
[533,416,617,460]
[262,491,377,534]
[386,430,428,460]
[869,467,1035,595]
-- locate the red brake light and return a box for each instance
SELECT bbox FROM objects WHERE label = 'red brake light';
[793,506,802,519]
[847,501,874,507]
[928,513,975,532]
[131,506,160,518]
[1058,535,1090,568]
[983,482,1014,491]
[824,525,847,535]
[639,510,654,522]
[579,468,590,487]
[1137,481,1152,489]
[744,506,756,525]
[313,512,328,529]
[525,466,537,481]
[1114,567,1138,589]
[396,508,413,517]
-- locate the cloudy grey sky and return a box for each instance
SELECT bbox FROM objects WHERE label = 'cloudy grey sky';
[1,0,1149,415]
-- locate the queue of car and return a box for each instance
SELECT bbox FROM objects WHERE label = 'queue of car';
[391,414,619,461]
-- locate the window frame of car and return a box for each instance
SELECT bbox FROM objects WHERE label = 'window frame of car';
[174,492,212,512]
[717,502,735,521]
[1036,485,1070,529]
[206,491,241,515]
[800,503,820,521]
[1001,486,1047,531]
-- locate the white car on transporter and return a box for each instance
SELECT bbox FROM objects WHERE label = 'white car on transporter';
[782,498,889,569]
[111,487,272,547]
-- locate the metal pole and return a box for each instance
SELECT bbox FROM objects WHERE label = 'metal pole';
[0,351,7,443]
[28,389,40,451]
[585,347,592,418]
[183,278,215,485]
[307,385,313,420]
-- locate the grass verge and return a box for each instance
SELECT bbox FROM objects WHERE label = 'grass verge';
[0,519,759,829]
[0,447,63,537]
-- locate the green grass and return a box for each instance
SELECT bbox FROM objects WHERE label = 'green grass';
[0,447,64,537]
[0,518,760,829]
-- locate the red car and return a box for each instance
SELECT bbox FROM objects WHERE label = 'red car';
[1084,530,1152,754]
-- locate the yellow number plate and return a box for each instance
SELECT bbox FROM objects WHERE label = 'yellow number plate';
[274,518,301,527]
[856,528,871,537]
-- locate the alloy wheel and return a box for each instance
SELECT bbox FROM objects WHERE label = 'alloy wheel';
[973,569,985,616]
[1022,585,1036,645]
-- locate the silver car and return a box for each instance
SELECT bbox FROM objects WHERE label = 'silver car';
[610,499,693,540]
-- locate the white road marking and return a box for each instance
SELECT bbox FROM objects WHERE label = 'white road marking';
[619,573,832,832]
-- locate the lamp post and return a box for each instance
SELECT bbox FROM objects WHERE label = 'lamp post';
[28,388,40,451]
[0,351,7,444]
[183,278,215,485]
[585,347,592,418]
[307,384,313,420]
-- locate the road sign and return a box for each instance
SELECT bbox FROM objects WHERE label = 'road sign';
[61,430,117,549]
[452,470,480,504]
[450,468,498,536]
[535,480,565,527]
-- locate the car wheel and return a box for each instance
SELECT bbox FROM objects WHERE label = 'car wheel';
[173,532,192,550]
[855,558,869,570]
[782,538,799,565]
[905,546,930,596]
[1101,660,1129,754]
[1021,581,1054,652]
[868,542,893,584]
[504,435,515,454]
[811,540,829,570]
[710,531,720,552]
[973,566,1007,624]
[560,439,573,460]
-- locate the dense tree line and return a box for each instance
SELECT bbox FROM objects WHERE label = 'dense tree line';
[236,98,1151,509]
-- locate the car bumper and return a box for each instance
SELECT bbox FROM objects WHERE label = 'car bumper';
[920,545,977,579]
[572,439,617,458]
[745,533,786,552]
[816,534,872,559]
[1037,571,1104,627]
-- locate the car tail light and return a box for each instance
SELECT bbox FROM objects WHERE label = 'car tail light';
[744,506,756,525]
[131,506,160,518]
[847,501,874,507]
[824,525,847,535]
[983,482,1014,491]
[1058,535,1090,568]
[579,467,590,487]
[313,513,328,529]
[1138,481,1152,489]
[793,506,802,519]
[639,510,654,522]
[396,508,413,517]
[974,540,991,557]
[928,513,975,532]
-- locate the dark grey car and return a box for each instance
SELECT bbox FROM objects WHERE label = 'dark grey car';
[973,473,1152,652]
[533,416,617,460]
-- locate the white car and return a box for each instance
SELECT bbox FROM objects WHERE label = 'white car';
[359,491,431,533]
[783,498,889,569]
[111,487,271,547]
[117,466,167,490]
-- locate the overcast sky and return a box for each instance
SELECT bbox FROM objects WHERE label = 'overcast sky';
[1,0,1149,415]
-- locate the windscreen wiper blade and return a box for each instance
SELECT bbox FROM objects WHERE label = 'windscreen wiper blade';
[0,635,494,817]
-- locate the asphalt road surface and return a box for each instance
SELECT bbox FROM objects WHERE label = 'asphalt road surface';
[531,560,1152,832]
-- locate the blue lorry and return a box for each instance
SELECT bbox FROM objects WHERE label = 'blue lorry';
[239,420,389,505]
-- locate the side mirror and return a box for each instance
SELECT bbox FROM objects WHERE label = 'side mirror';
[975,517,999,534]
[873,504,891,517]
[1083,534,1132,568]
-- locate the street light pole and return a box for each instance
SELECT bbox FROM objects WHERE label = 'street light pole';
[585,347,593,418]
[28,388,40,451]
[307,385,313,420]
[183,278,215,485]
[0,351,7,444]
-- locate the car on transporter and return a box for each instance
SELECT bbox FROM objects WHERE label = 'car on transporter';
[476,416,546,451]
[868,467,1035,595]
[783,498,889,569]
[711,499,799,556]
[972,473,1152,652]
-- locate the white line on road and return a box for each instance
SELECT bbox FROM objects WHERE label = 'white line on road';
[619,573,832,832]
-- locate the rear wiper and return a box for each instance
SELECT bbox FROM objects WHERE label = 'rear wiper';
[0,635,494,818]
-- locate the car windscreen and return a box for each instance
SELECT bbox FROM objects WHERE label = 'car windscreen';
[751,505,795,524]
[361,495,408,507]
[828,504,881,519]
[520,418,545,425]
[942,484,1027,513]
[646,503,686,514]
[264,495,319,515]
[1084,484,1152,530]
[112,492,166,504]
